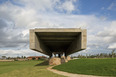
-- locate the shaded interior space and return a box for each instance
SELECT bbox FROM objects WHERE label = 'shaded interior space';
[36,32,81,56]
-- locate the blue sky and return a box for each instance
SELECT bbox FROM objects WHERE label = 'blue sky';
[0,0,116,57]
[80,0,116,20]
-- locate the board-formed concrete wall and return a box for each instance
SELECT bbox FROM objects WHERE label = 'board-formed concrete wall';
[30,28,87,57]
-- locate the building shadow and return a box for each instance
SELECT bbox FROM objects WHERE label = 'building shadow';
[35,60,49,66]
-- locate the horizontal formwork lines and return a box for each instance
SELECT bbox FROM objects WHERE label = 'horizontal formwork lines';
[34,28,83,32]
[36,32,80,37]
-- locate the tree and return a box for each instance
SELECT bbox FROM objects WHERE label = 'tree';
[111,49,115,58]
[2,56,6,59]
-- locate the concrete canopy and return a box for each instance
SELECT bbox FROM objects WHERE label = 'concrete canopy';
[30,28,87,57]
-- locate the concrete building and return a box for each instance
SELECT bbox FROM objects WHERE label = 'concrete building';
[29,28,87,65]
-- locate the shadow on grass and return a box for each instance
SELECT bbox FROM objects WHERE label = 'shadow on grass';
[35,60,49,66]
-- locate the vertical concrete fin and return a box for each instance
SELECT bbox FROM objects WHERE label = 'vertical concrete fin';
[66,33,81,55]
[29,29,36,49]
[35,33,52,55]
[81,29,87,49]
[30,29,51,56]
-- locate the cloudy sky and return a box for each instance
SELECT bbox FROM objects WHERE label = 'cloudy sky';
[0,0,116,57]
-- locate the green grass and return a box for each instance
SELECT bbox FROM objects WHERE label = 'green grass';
[0,60,65,77]
[53,58,116,76]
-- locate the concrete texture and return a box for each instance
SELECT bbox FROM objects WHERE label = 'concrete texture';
[67,56,71,61]
[49,56,69,65]
[49,57,61,65]
[61,56,68,64]
[30,28,87,57]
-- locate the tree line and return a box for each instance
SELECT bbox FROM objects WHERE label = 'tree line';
[72,49,116,58]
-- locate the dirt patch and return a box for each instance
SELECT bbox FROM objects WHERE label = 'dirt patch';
[47,66,106,77]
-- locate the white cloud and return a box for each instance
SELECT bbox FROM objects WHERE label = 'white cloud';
[97,21,116,44]
[18,0,58,11]
[18,0,77,13]
[22,29,29,37]
[58,0,76,13]
[107,2,116,10]
[0,49,46,57]
[108,43,116,49]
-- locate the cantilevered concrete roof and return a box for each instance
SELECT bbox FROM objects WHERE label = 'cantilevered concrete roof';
[30,28,87,56]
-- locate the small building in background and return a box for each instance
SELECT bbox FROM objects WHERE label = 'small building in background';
[27,56,47,60]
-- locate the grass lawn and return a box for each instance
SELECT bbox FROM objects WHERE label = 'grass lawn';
[0,60,65,77]
[53,58,116,76]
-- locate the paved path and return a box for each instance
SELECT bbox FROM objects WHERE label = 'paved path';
[47,66,106,77]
